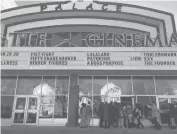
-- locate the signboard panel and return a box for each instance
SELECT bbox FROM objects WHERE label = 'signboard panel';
[1,49,177,70]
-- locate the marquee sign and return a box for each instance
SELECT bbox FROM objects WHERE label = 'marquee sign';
[1,48,177,70]
[1,0,176,47]
[1,32,177,47]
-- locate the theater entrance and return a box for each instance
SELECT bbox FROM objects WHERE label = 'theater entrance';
[13,96,39,125]
[120,96,135,108]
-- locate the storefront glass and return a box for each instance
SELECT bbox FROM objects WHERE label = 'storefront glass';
[1,76,17,95]
[108,76,132,95]
[1,96,14,118]
[54,95,68,118]
[79,76,92,95]
[16,76,42,95]
[133,76,155,95]
[56,76,69,95]
[93,76,107,95]
[155,76,177,95]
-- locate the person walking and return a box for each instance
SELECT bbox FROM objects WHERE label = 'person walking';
[98,101,104,128]
[134,104,144,129]
[151,101,161,130]
[103,101,109,128]
[86,101,92,127]
[168,103,177,129]
[80,103,87,128]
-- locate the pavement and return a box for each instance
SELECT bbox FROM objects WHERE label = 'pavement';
[1,126,177,134]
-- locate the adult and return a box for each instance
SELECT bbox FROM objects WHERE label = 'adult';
[113,101,121,128]
[174,103,177,125]
[86,101,92,127]
[126,104,134,128]
[151,101,161,129]
[134,104,144,128]
[119,105,125,129]
[108,101,115,128]
[103,102,109,128]
[80,103,87,128]
[98,101,104,128]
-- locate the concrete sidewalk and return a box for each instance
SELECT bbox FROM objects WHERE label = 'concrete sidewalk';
[1,126,177,134]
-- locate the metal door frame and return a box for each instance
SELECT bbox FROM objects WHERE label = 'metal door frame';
[13,95,39,125]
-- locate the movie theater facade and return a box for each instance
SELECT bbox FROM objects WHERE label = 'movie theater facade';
[1,1,177,127]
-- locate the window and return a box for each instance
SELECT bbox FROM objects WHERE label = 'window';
[16,76,42,95]
[133,76,155,95]
[155,76,177,95]
[1,96,14,118]
[79,76,92,95]
[93,76,107,95]
[1,76,17,95]
[108,76,132,95]
[56,76,69,95]
[54,95,68,118]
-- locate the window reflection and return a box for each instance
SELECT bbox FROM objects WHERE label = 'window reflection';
[79,76,92,95]
[133,76,155,95]
[93,76,107,95]
[39,105,54,118]
[1,96,14,118]
[26,112,37,123]
[54,95,68,118]
[1,76,16,95]
[42,76,55,90]
[155,76,177,95]
[16,98,26,110]
[93,96,101,118]
[14,112,25,123]
[56,76,69,95]
[17,76,42,95]
[108,76,132,95]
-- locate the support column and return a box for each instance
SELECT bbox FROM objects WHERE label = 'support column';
[66,74,79,127]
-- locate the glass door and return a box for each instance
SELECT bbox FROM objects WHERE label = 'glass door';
[13,96,39,125]
[157,96,170,124]
[13,96,27,124]
[25,96,39,125]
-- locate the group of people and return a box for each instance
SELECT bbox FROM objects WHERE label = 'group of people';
[98,101,145,129]
[79,100,177,129]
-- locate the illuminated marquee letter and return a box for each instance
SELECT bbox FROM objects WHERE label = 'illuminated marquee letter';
[85,33,101,47]
[169,33,177,47]
[145,33,163,47]
[40,4,47,12]
[102,4,108,11]
[36,33,46,47]
[9,32,23,46]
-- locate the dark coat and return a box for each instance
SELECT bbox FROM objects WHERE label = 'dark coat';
[103,102,109,120]
[108,102,115,120]
[169,104,176,118]
[98,102,104,117]
[113,102,121,117]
